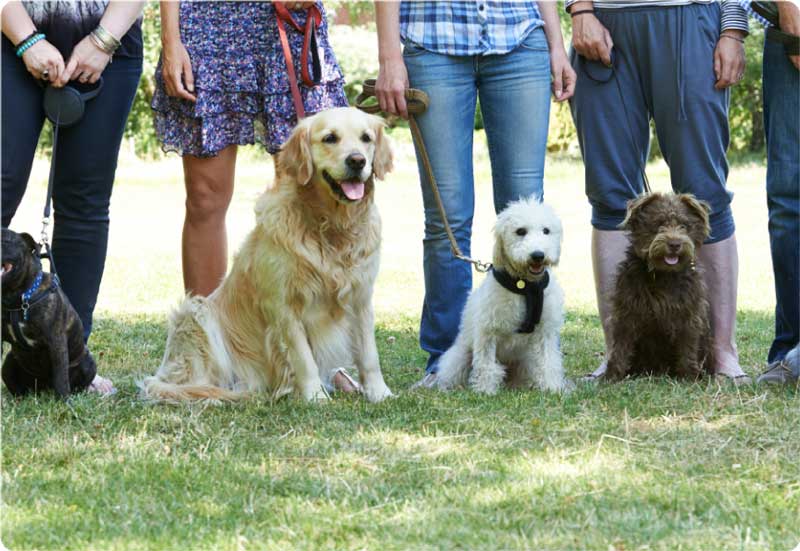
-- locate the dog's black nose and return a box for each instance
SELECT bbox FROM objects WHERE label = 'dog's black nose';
[346,153,366,171]
[530,251,545,262]
[667,240,682,253]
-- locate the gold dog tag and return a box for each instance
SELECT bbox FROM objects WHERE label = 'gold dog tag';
[516,280,526,290]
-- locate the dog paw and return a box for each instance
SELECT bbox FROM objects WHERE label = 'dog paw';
[363,381,394,403]
[301,385,329,402]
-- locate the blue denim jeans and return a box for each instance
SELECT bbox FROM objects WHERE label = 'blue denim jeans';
[763,39,800,364]
[403,28,552,373]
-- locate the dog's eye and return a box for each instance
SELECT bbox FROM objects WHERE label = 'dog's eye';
[322,133,339,144]
[543,228,550,235]
[515,228,527,237]
[360,133,372,143]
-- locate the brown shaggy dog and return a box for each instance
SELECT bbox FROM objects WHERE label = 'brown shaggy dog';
[140,108,395,403]
[605,192,715,380]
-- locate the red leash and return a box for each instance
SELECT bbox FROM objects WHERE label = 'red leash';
[274,2,322,119]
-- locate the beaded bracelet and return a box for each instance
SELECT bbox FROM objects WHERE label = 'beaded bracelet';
[16,33,45,57]
[14,30,39,50]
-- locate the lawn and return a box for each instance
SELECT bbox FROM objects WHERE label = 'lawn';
[2,133,798,550]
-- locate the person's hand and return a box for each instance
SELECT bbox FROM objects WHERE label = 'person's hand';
[376,53,409,119]
[21,39,65,84]
[161,38,196,102]
[778,0,800,70]
[550,48,576,101]
[55,34,111,87]
[713,31,746,89]
[571,11,613,65]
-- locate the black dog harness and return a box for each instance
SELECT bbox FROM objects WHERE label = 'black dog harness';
[491,268,550,334]
[2,270,59,351]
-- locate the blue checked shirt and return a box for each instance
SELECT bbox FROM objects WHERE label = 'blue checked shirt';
[736,0,772,27]
[399,1,545,56]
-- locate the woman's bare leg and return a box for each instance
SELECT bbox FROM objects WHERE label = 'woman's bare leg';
[182,145,237,296]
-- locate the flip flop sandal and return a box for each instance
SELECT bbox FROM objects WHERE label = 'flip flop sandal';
[713,373,752,387]
[88,374,117,396]
[331,367,362,394]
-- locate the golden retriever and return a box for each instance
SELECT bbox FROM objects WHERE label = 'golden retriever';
[140,107,394,403]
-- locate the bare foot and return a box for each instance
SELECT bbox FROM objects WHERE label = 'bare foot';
[88,375,116,396]
[331,368,361,394]
[713,348,748,378]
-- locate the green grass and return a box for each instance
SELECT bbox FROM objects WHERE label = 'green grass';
[3,139,798,550]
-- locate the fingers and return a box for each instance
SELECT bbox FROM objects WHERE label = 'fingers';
[552,68,564,100]
[601,30,614,66]
[791,55,800,71]
[55,57,78,87]
[560,66,577,102]
[713,48,722,83]
[183,59,195,95]
[164,65,196,101]
[395,90,408,119]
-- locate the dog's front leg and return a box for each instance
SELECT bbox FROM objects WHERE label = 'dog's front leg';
[468,331,504,394]
[530,330,571,392]
[605,332,634,381]
[48,336,71,398]
[286,319,328,402]
[352,305,393,403]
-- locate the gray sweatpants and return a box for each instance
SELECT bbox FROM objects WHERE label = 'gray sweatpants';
[569,2,735,243]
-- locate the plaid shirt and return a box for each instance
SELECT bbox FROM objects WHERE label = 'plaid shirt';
[399,1,545,56]
[737,0,772,27]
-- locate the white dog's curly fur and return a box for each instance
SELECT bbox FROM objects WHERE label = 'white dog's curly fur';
[436,198,571,394]
[140,108,394,403]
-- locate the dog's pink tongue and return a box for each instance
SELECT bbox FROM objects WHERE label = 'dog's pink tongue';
[340,181,365,200]
[664,255,679,265]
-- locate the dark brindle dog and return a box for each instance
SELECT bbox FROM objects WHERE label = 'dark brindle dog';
[1,228,96,397]
[606,193,715,380]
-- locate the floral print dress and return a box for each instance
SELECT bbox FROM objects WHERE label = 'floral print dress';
[151,1,348,157]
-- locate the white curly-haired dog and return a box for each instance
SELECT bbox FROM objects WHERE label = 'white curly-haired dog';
[436,197,570,394]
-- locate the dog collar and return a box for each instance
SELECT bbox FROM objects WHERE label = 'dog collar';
[491,268,550,334]
[3,271,59,322]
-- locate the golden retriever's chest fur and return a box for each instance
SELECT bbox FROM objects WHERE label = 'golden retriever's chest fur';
[235,192,382,325]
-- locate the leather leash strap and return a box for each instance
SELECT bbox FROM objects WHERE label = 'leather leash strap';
[355,79,492,273]
[274,2,322,119]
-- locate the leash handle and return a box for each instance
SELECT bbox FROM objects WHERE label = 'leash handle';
[274,2,323,119]
[356,80,492,274]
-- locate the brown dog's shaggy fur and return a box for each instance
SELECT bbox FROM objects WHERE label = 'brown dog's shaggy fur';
[605,192,715,380]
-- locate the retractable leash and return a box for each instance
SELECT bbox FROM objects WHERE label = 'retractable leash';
[356,79,493,273]
[39,78,105,276]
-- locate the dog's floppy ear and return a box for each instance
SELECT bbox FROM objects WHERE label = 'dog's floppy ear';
[20,232,41,255]
[678,193,712,240]
[276,118,314,186]
[620,192,661,231]
[371,115,394,180]
[492,224,511,270]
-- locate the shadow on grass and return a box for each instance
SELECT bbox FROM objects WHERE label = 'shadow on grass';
[2,309,796,550]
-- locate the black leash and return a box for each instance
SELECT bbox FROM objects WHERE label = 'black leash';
[40,109,60,277]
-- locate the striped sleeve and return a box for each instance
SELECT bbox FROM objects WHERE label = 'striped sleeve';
[720,0,750,32]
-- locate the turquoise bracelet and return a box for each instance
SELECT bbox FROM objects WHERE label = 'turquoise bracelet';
[16,33,45,57]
